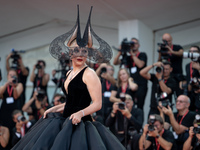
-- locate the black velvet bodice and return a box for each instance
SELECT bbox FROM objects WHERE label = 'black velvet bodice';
[62,66,92,121]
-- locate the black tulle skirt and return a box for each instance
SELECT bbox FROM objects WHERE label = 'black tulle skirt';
[12,113,125,150]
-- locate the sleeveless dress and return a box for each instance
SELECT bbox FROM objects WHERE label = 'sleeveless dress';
[12,67,125,150]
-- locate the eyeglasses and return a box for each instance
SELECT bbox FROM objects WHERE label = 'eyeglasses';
[176,100,187,103]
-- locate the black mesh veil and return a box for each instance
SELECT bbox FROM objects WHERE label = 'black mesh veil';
[49,5,113,63]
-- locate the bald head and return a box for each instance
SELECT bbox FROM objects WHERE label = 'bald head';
[162,33,173,46]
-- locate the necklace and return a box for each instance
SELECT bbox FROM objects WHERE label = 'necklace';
[69,65,86,80]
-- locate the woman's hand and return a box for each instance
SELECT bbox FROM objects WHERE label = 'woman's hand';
[69,111,83,125]
[43,108,54,119]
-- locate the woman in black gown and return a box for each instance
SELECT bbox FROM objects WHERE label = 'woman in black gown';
[12,6,125,150]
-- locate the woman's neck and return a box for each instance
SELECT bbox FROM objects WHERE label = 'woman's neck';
[72,64,86,72]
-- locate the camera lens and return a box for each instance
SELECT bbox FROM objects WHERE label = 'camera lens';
[156,67,162,73]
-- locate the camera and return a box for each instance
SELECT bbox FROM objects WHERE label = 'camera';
[58,96,66,103]
[12,76,18,84]
[11,49,21,69]
[118,102,125,110]
[148,115,156,131]
[100,67,107,75]
[36,90,46,101]
[193,114,200,134]
[157,92,171,107]
[155,66,163,73]
[17,115,26,122]
[121,38,134,53]
[183,52,200,62]
[189,69,200,91]
[36,63,42,69]
[157,40,169,61]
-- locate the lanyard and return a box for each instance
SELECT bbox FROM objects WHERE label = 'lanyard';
[176,110,189,125]
[190,62,193,79]
[121,83,128,93]
[164,79,167,84]
[155,129,164,150]
[106,80,111,91]
[37,80,41,87]
[7,86,13,97]
[132,52,140,67]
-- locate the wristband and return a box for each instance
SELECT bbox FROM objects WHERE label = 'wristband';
[81,110,85,117]
[158,79,162,82]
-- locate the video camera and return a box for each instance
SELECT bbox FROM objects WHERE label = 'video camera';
[193,114,200,134]
[17,115,26,122]
[120,38,134,53]
[11,49,21,69]
[157,40,169,60]
[148,115,156,131]
[36,90,46,101]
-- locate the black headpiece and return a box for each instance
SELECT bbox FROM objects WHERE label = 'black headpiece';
[49,5,112,63]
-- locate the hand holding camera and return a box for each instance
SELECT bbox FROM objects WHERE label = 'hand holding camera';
[162,105,173,116]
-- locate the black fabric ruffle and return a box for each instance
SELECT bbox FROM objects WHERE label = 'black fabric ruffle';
[12,112,125,150]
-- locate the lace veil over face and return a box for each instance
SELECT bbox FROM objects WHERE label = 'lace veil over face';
[49,5,113,63]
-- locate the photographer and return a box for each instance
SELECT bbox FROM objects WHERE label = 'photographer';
[11,110,34,147]
[158,33,184,97]
[30,60,49,102]
[105,94,143,149]
[0,123,10,150]
[22,90,50,121]
[139,114,175,150]
[185,46,200,111]
[52,58,72,88]
[6,51,29,108]
[52,93,66,106]
[113,38,147,110]
[140,60,176,117]
[183,115,200,150]
[110,68,138,104]
[162,95,196,150]
[95,63,116,123]
[0,69,23,132]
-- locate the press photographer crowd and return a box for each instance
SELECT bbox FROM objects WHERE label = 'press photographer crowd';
[1,33,200,150]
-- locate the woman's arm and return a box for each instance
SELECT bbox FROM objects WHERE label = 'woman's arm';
[43,103,66,118]
[109,90,121,103]
[69,68,102,124]
[13,83,23,99]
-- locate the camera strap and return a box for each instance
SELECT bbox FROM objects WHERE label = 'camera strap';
[7,85,13,97]
[132,52,140,67]
[106,80,111,91]
[190,62,193,79]
[155,129,164,150]
[176,110,189,125]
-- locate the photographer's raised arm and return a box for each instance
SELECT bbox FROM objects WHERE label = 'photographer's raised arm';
[0,82,9,97]
[13,83,23,99]
[22,97,35,113]
[139,124,151,150]
[18,57,29,76]
[128,77,138,91]
[131,52,145,68]
[162,106,188,134]
[109,90,121,103]
[30,65,36,82]
[113,51,121,65]
[158,79,172,95]
[140,64,153,80]
[6,53,11,72]
[167,46,183,57]
[42,74,49,86]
